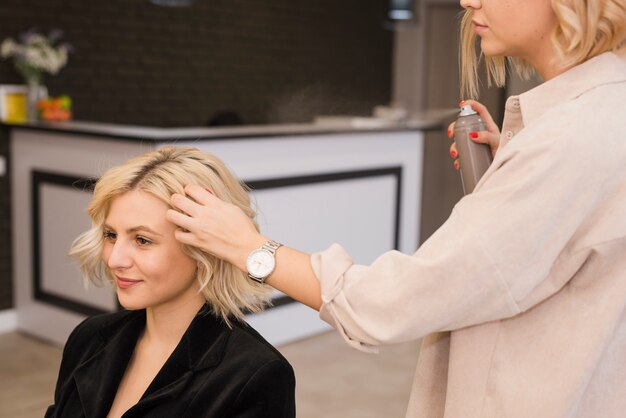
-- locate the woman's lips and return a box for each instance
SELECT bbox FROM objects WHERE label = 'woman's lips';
[473,20,488,34]
[116,276,142,289]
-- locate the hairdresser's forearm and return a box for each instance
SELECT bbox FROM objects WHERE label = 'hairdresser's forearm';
[236,237,323,311]
[266,246,322,311]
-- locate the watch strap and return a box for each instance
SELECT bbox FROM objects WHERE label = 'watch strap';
[262,240,282,255]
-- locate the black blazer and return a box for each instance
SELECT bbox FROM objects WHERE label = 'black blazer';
[45,307,296,418]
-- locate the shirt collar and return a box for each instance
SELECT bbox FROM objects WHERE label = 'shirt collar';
[518,51,626,127]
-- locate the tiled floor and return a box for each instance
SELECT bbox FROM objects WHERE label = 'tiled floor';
[0,332,63,418]
[0,330,420,418]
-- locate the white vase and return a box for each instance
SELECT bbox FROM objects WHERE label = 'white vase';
[26,79,42,122]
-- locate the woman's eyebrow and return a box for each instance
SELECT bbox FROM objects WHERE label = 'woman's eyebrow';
[128,226,163,236]
[103,223,163,237]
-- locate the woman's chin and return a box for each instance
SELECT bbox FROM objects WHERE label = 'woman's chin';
[116,296,147,311]
[479,40,507,58]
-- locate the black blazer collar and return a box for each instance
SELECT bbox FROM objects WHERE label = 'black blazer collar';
[73,306,232,418]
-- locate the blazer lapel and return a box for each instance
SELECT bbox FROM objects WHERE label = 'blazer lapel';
[125,307,232,415]
[72,311,145,418]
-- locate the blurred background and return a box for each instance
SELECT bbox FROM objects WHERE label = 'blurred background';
[0,1,540,417]
[0,0,394,126]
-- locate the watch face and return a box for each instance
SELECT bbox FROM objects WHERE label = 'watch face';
[246,249,275,278]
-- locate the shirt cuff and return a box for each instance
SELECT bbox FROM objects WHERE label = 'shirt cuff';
[311,243,379,354]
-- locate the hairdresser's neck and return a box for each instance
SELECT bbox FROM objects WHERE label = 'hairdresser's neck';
[525,45,573,82]
[535,60,571,82]
[143,294,205,348]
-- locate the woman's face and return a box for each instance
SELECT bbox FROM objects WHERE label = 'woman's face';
[461,0,557,68]
[102,189,202,312]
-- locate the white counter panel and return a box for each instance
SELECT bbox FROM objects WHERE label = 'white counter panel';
[12,133,146,344]
[12,129,423,346]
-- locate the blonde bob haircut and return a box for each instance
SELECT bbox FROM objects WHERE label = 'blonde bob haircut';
[69,146,271,323]
[460,0,626,98]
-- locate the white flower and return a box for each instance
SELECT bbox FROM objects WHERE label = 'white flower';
[1,29,72,80]
[0,38,17,58]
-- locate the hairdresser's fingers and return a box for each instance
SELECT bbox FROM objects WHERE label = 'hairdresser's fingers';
[447,122,455,139]
[166,208,194,230]
[449,143,458,160]
[460,99,500,135]
[184,184,216,206]
[469,130,500,158]
[459,99,501,158]
[454,159,460,171]
[173,229,202,248]
[169,208,227,258]
[172,191,261,265]
[170,193,201,217]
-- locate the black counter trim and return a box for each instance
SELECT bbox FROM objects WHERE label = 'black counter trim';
[246,167,402,249]
[31,170,107,316]
[244,166,403,309]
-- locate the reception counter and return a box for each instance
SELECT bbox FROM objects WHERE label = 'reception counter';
[7,117,441,345]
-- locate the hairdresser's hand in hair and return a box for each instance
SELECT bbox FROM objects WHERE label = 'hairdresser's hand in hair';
[167,184,264,269]
[168,184,323,311]
[447,100,500,171]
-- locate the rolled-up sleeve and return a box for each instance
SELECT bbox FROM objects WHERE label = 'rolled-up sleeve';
[310,95,624,351]
[311,209,521,352]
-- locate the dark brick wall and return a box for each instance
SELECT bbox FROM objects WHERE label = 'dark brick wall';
[0,0,391,126]
[0,0,393,309]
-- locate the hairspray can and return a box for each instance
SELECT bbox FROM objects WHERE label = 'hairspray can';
[454,104,493,194]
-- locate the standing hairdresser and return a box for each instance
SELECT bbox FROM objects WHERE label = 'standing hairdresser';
[167,0,626,415]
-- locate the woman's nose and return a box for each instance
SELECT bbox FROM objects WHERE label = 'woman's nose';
[106,241,132,270]
[460,0,480,9]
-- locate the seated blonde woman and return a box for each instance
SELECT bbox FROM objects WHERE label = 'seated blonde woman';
[45,146,295,418]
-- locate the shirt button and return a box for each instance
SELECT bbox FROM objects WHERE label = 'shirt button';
[505,131,514,139]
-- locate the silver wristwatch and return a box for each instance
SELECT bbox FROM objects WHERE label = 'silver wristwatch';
[246,240,282,283]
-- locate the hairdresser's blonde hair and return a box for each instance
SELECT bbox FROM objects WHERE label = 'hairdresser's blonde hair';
[460,0,626,98]
[69,146,271,323]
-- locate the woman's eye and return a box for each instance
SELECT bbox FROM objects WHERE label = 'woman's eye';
[136,236,152,246]
[103,230,116,241]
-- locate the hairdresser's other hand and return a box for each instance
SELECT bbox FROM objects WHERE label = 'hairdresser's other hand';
[447,100,500,171]
[167,185,265,271]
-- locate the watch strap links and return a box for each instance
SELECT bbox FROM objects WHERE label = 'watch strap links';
[248,274,265,284]
[262,239,282,255]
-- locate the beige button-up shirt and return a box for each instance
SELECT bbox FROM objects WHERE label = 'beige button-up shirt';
[311,51,626,417]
